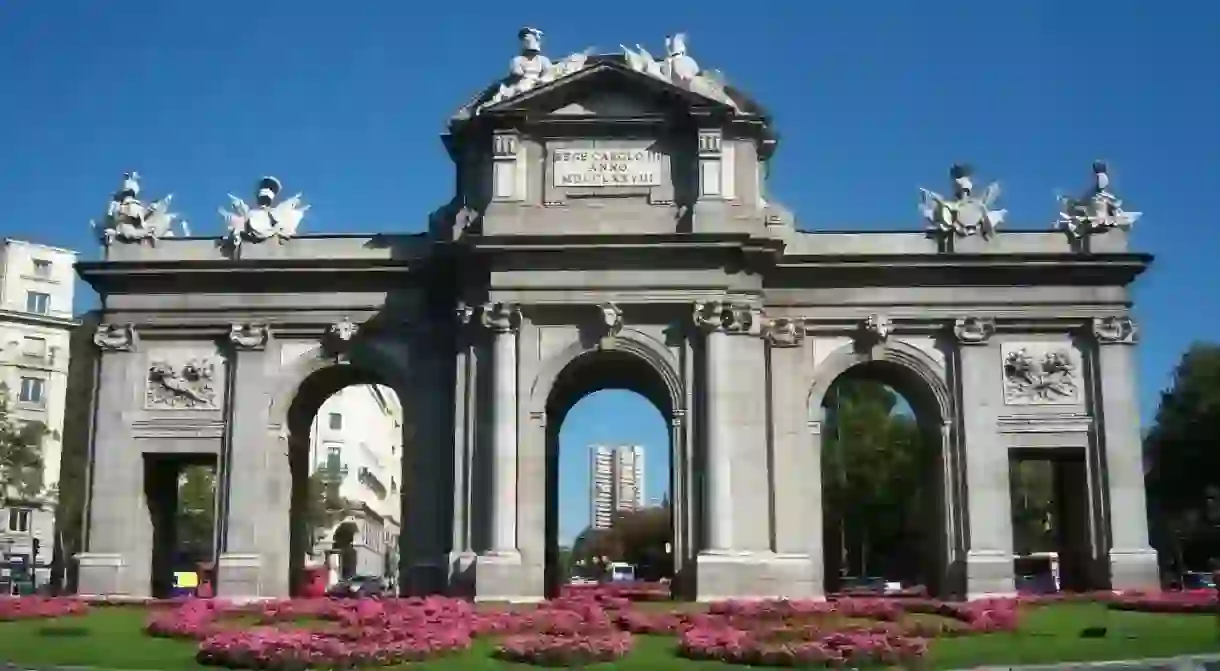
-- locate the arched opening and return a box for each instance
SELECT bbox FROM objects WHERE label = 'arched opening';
[816,358,950,597]
[544,347,680,598]
[285,364,405,595]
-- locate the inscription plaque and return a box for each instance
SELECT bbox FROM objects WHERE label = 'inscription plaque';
[551,148,662,188]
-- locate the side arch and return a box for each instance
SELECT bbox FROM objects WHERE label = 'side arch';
[528,327,684,419]
[806,339,954,424]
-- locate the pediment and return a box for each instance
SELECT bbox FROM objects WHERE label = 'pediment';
[472,57,736,120]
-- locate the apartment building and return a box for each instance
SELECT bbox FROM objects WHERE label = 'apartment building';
[589,444,646,530]
[0,239,79,587]
[308,384,403,582]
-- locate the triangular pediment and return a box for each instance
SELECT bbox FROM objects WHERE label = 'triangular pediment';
[472,57,736,119]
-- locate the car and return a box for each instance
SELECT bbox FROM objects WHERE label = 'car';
[326,575,385,598]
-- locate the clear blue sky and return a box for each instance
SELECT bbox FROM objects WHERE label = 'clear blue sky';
[3,2,1217,546]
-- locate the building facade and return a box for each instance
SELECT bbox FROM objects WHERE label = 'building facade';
[589,445,646,530]
[72,30,1158,602]
[0,239,79,587]
[307,384,403,581]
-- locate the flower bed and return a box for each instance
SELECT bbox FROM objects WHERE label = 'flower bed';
[140,589,1034,668]
[493,632,634,666]
[0,597,89,621]
[1109,589,1217,614]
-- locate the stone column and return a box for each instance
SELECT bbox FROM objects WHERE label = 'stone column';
[217,323,282,598]
[77,324,144,597]
[693,302,734,553]
[475,302,528,600]
[953,316,1016,598]
[1091,316,1159,589]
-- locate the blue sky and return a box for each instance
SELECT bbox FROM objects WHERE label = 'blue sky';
[3,2,1217,546]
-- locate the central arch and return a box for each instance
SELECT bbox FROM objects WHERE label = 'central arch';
[271,341,415,596]
[807,340,960,597]
[530,330,688,598]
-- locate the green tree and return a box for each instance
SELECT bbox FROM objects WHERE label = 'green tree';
[0,383,47,503]
[302,467,351,538]
[176,465,216,560]
[1145,343,1220,571]
[822,379,930,582]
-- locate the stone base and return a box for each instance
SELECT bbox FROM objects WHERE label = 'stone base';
[76,552,130,597]
[965,550,1017,599]
[217,553,264,598]
[1110,547,1160,591]
[695,551,823,601]
[400,557,448,596]
[473,551,543,603]
[447,551,478,597]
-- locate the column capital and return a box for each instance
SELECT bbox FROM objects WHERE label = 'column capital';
[93,323,138,352]
[229,323,270,351]
[480,302,521,333]
[953,316,996,345]
[1092,315,1138,345]
[693,301,762,336]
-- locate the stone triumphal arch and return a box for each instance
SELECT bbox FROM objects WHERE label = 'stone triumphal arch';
[75,29,1158,601]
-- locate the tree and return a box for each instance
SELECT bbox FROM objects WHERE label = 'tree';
[0,383,47,504]
[822,378,931,582]
[1145,343,1220,571]
[301,467,351,541]
[176,465,216,561]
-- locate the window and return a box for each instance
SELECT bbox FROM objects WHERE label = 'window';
[328,413,343,430]
[31,259,52,277]
[18,377,45,405]
[326,445,342,473]
[25,291,50,314]
[22,337,47,358]
[7,508,31,533]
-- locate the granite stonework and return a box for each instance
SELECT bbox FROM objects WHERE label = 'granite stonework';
[72,34,1158,602]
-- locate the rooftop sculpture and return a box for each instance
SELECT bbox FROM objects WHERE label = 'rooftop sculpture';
[620,32,738,111]
[91,172,189,245]
[919,164,1007,240]
[479,27,593,111]
[220,176,310,247]
[1056,161,1141,239]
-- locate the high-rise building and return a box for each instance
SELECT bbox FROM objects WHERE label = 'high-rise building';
[589,444,646,530]
[0,239,79,586]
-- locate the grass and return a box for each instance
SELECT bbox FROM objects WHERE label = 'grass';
[1,604,1219,670]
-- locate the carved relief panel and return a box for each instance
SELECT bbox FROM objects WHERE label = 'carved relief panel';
[1000,341,1083,406]
[144,348,223,410]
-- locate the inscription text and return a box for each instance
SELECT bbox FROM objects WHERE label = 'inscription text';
[551,148,663,188]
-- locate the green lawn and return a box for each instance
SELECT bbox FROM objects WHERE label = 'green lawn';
[1,604,1218,670]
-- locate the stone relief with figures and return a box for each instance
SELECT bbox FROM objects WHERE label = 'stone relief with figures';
[146,356,218,410]
[1000,342,1082,406]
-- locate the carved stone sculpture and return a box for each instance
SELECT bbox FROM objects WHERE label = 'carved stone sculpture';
[93,323,138,351]
[596,302,624,349]
[323,318,360,363]
[620,33,739,111]
[1057,162,1142,239]
[764,318,806,347]
[1002,347,1080,405]
[920,164,1007,240]
[861,314,892,342]
[220,176,310,247]
[91,172,189,246]
[147,358,217,409]
[229,323,270,350]
[479,27,592,111]
[1093,315,1138,345]
[953,316,995,344]
[693,301,760,335]
[481,302,521,333]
